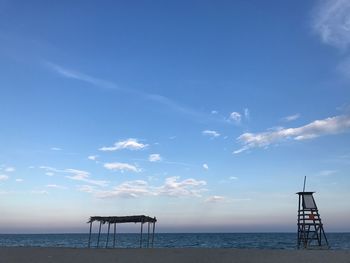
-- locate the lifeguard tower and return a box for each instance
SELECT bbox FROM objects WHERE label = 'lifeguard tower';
[297,177,329,249]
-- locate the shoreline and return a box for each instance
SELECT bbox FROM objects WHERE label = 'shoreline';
[0,247,349,263]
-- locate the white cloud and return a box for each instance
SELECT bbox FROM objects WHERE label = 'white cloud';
[79,176,207,199]
[205,195,226,203]
[229,176,239,180]
[234,115,350,153]
[202,130,220,138]
[92,180,153,198]
[99,138,148,151]
[229,112,242,124]
[313,0,350,50]
[158,177,207,197]
[4,167,15,172]
[211,110,218,114]
[149,154,162,162]
[51,147,62,151]
[0,175,9,181]
[88,155,98,161]
[283,114,300,122]
[104,162,140,173]
[15,178,23,182]
[46,172,54,176]
[203,163,209,170]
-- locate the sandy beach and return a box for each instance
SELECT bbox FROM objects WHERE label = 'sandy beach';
[0,247,349,263]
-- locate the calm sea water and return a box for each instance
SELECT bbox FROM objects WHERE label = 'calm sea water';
[0,233,349,249]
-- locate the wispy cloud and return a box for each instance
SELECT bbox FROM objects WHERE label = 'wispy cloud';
[79,176,207,199]
[40,166,108,186]
[88,155,98,161]
[312,0,350,78]
[244,108,250,120]
[39,166,62,173]
[205,195,226,203]
[4,167,15,172]
[79,180,153,198]
[104,162,141,173]
[229,176,239,180]
[234,115,350,153]
[50,147,62,151]
[202,130,220,138]
[149,154,162,162]
[313,0,350,50]
[282,113,300,122]
[203,163,209,170]
[15,178,24,182]
[338,56,350,78]
[146,93,208,120]
[0,175,9,181]
[226,109,250,124]
[317,170,338,176]
[229,112,242,124]
[44,61,214,121]
[158,177,207,197]
[99,138,148,152]
[65,168,109,187]
[162,160,195,168]
[44,61,119,90]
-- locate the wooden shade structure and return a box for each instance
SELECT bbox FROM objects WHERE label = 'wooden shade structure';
[87,215,157,248]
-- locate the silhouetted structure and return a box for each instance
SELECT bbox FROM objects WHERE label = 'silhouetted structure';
[297,191,329,249]
[87,215,157,248]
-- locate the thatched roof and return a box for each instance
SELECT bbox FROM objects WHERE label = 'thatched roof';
[88,215,157,224]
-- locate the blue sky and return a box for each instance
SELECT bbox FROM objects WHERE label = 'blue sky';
[0,0,350,233]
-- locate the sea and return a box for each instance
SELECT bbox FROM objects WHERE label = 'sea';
[0,233,349,250]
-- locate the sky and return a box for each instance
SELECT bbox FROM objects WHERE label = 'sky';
[0,0,350,233]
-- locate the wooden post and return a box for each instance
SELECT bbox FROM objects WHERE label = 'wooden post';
[140,222,143,248]
[113,223,116,248]
[106,222,111,248]
[297,194,300,248]
[97,221,102,248]
[152,221,156,248]
[147,222,150,248]
[88,221,92,248]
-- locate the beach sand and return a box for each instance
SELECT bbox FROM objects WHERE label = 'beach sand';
[0,247,349,263]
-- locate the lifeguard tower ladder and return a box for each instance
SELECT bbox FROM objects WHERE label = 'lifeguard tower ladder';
[297,177,329,249]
